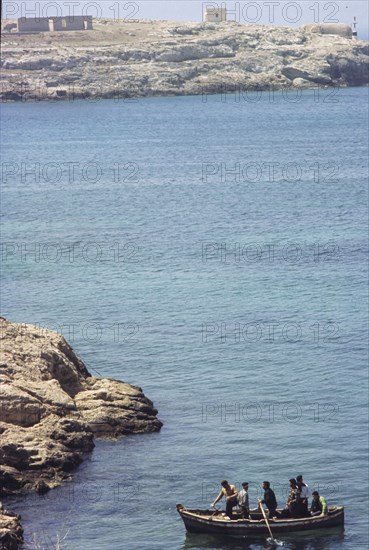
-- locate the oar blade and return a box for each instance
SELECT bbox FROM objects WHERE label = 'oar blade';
[266,537,285,546]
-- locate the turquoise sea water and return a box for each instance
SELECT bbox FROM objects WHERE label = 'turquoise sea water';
[1,87,368,550]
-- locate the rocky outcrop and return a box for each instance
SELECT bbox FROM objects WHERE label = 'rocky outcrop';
[0,19,368,101]
[0,317,162,498]
[301,23,353,38]
[0,504,23,550]
[0,317,162,547]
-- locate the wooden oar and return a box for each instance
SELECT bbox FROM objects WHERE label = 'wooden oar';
[209,504,220,517]
[258,504,284,547]
[259,502,275,540]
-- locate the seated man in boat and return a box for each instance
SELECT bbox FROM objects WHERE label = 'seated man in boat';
[296,474,311,517]
[259,481,279,519]
[310,491,328,516]
[210,480,238,519]
[237,482,250,519]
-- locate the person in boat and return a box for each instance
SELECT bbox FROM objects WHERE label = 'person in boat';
[310,491,328,516]
[280,478,301,518]
[296,474,310,516]
[258,481,279,519]
[237,482,250,519]
[288,478,302,517]
[211,480,238,519]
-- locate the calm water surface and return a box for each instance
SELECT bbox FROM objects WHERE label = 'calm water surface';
[1,87,368,549]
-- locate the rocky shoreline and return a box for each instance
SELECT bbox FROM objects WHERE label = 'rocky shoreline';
[0,318,162,547]
[0,505,23,550]
[1,19,368,102]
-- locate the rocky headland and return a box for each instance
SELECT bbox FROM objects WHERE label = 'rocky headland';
[0,317,162,547]
[1,19,368,101]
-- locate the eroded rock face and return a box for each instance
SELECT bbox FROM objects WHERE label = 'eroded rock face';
[301,23,353,38]
[75,377,162,436]
[0,505,23,550]
[0,318,162,497]
[0,19,368,102]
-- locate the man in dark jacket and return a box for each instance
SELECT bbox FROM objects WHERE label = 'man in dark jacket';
[259,481,279,518]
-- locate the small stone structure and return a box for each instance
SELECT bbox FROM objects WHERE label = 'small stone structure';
[18,17,49,32]
[203,7,227,23]
[17,15,93,33]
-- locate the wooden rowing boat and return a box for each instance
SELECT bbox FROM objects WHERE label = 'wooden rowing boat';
[176,504,344,537]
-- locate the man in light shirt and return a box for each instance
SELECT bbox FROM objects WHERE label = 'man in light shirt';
[237,482,250,519]
[310,491,328,516]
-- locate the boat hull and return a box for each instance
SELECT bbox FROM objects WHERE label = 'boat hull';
[176,504,344,537]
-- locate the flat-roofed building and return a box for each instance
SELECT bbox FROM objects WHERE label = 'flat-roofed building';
[17,16,93,33]
[203,7,227,23]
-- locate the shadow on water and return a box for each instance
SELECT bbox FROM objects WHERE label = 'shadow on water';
[180,527,345,550]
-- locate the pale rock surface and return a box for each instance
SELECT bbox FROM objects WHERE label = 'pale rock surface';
[0,317,162,546]
[1,19,368,101]
[301,23,353,38]
[0,505,23,550]
[0,317,162,496]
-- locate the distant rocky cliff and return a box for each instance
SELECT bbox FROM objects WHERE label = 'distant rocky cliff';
[1,19,368,101]
[0,317,162,547]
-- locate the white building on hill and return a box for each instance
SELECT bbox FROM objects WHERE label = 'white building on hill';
[203,7,227,22]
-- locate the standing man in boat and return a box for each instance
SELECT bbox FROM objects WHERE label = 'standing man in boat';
[284,478,301,518]
[296,474,311,516]
[237,482,250,518]
[259,481,279,519]
[211,480,238,519]
[310,491,328,516]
